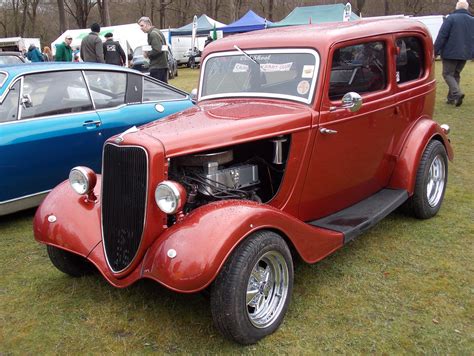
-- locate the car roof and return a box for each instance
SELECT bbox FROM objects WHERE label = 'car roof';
[0,62,141,88]
[206,18,430,55]
[0,52,23,56]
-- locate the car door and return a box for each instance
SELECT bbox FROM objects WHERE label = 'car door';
[84,71,191,147]
[0,70,101,202]
[299,39,399,220]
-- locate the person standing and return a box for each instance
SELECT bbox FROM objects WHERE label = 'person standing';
[434,0,474,107]
[138,16,169,83]
[42,46,53,61]
[80,23,105,63]
[204,35,214,47]
[55,36,73,62]
[26,44,44,62]
[103,32,126,66]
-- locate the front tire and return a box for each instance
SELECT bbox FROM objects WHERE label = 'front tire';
[406,140,448,219]
[210,231,293,345]
[47,245,94,277]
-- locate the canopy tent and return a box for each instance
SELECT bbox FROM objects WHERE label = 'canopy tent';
[269,4,359,28]
[220,10,272,34]
[171,15,226,36]
[51,23,147,56]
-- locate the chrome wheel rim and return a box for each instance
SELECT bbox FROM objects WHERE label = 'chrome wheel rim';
[246,251,289,328]
[426,154,446,207]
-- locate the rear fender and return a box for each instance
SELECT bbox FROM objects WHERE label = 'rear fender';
[388,118,453,194]
[142,200,343,293]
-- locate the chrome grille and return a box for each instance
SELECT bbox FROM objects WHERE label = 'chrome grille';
[102,143,148,272]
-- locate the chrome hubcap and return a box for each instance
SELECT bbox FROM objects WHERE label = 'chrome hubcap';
[246,251,289,328]
[426,154,446,207]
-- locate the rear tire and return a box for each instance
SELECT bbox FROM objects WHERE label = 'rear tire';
[210,231,293,345]
[406,140,448,219]
[47,245,94,277]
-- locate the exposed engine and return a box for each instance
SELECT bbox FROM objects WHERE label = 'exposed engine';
[168,136,290,213]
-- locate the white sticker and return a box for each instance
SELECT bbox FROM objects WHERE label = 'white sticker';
[233,63,249,73]
[297,80,310,95]
[260,62,293,72]
[396,71,400,82]
[302,65,315,78]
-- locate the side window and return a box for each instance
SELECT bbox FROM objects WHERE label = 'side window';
[0,81,20,123]
[329,41,387,100]
[84,71,126,109]
[21,71,93,119]
[143,78,186,102]
[396,36,424,83]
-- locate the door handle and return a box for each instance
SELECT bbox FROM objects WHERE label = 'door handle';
[82,120,101,127]
[319,127,338,135]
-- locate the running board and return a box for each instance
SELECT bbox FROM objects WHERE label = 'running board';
[309,189,408,244]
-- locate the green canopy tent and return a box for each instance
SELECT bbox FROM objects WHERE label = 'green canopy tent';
[269,4,359,28]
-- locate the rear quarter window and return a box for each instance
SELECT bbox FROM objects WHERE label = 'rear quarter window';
[396,36,424,83]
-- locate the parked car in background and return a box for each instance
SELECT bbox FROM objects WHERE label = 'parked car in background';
[0,62,193,215]
[34,19,453,344]
[0,52,26,65]
[131,45,178,79]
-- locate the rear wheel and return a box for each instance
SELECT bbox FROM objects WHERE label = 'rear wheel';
[47,245,94,277]
[406,140,448,219]
[210,231,293,344]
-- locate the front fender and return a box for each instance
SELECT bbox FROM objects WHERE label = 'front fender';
[34,179,102,258]
[142,200,343,293]
[388,118,453,194]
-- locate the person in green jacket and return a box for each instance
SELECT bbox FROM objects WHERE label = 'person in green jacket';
[55,36,73,62]
[138,16,169,83]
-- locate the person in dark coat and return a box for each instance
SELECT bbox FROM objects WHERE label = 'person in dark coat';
[80,23,105,63]
[55,36,73,62]
[204,35,213,47]
[138,16,169,83]
[26,44,44,62]
[103,33,126,66]
[434,0,474,107]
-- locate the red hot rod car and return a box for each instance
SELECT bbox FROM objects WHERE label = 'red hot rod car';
[34,19,453,344]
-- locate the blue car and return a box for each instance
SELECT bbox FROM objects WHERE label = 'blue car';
[0,62,194,215]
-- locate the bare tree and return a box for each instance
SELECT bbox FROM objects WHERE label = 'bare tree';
[97,0,111,26]
[65,0,97,28]
[26,0,40,35]
[57,0,68,33]
[355,0,366,15]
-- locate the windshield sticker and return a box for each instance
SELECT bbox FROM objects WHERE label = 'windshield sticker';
[260,62,293,73]
[297,80,310,95]
[302,65,315,78]
[233,63,249,73]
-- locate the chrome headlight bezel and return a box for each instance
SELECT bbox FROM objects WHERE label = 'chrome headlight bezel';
[154,180,186,214]
[69,166,96,196]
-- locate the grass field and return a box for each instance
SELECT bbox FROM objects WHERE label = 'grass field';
[1,63,473,354]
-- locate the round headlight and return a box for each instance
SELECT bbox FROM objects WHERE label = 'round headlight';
[155,181,186,214]
[69,167,96,195]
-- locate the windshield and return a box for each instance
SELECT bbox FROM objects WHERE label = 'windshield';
[199,49,319,104]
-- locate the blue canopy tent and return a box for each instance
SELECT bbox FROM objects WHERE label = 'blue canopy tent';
[170,14,226,36]
[269,4,359,28]
[220,10,272,34]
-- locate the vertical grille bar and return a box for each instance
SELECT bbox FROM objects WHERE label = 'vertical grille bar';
[102,143,148,272]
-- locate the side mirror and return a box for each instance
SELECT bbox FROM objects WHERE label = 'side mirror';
[342,92,362,112]
[21,94,33,108]
[330,92,362,113]
[190,88,198,103]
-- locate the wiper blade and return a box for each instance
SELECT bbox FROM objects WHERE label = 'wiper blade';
[233,45,259,65]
